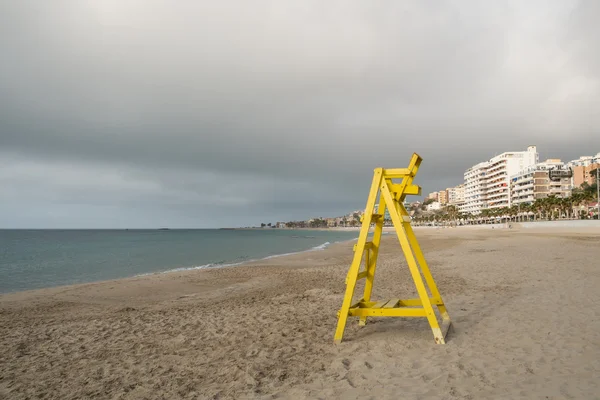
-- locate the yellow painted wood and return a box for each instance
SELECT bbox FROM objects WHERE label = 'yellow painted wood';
[334,168,384,344]
[353,242,374,251]
[348,307,428,317]
[359,197,385,326]
[361,213,383,222]
[384,298,400,308]
[380,178,447,343]
[371,300,390,309]
[334,153,452,345]
[388,183,421,196]
[381,168,412,178]
[398,297,444,306]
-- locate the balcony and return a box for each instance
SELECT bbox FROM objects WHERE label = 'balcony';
[513,176,533,184]
[514,182,533,189]
[487,181,506,189]
[549,187,569,193]
[486,170,507,180]
[487,194,508,201]
[487,185,508,194]
[513,190,532,196]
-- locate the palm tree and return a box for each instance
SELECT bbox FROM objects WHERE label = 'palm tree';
[543,196,554,220]
[443,205,459,226]
[589,167,599,189]
[352,213,361,226]
[571,191,590,219]
[507,205,518,222]
[532,198,544,220]
[550,195,562,220]
[544,197,555,220]
[559,197,571,219]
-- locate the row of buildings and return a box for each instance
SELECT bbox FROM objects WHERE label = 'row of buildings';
[274,201,418,228]
[274,209,367,229]
[426,146,599,215]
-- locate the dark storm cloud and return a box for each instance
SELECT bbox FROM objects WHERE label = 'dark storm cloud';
[1,0,599,227]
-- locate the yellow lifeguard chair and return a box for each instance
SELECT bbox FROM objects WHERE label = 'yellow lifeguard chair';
[334,153,451,344]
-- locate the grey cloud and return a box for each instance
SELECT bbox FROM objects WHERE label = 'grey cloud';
[1,0,599,228]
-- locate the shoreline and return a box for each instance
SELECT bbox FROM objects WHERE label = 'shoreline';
[0,234,364,298]
[2,227,600,398]
[0,236,362,306]
[2,223,597,298]
[135,235,361,278]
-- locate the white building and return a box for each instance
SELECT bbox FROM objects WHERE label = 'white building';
[463,161,489,214]
[567,152,600,167]
[448,184,465,206]
[511,159,572,205]
[463,146,539,214]
[426,201,442,211]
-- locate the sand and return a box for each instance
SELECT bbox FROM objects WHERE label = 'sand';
[2,226,600,399]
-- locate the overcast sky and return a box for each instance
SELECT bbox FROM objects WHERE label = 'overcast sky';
[1,0,599,228]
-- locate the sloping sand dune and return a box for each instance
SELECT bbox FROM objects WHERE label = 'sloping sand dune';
[2,227,600,399]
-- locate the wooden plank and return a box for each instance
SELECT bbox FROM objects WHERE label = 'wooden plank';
[371,213,383,221]
[349,300,362,309]
[388,183,421,196]
[350,300,377,309]
[398,297,444,307]
[384,298,400,308]
[353,241,375,251]
[440,318,452,340]
[382,168,412,178]
[348,307,428,317]
[371,300,390,309]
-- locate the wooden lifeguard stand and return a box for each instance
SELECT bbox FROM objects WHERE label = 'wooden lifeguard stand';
[334,153,451,344]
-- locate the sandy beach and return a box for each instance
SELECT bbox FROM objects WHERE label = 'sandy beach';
[2,225,600,399]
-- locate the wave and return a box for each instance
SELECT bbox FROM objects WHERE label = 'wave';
[137,240,342,277]
[312,241,330,250]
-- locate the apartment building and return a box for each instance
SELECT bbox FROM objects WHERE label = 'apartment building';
[511,159,572,205]
[463,161,489,214]
[463,146,539,214]
[438,190,448,205]
[427,201,442,211]
[447,184,465,206]
[568,152,600,187]
[568,153,600,167]
[426,192,439,201]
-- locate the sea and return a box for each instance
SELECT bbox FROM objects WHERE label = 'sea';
[0,229,362,294]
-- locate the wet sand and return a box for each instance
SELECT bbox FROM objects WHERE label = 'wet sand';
[2,226,600,399]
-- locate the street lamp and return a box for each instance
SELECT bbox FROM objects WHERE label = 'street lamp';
[597,167,599,219]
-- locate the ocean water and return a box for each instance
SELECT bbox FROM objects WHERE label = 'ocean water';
[0,229,361,294]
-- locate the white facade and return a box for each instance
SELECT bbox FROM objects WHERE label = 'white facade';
[463,146,539,214]
[426,201,442,211]
[510,159,563,205]
[463,161,489,214]
[511,160,572,205]
[567,152,600,167]
[448,184,465,206]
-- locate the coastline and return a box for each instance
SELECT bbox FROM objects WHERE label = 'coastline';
[0,229,367,296]
[223,227,364,231]
[1,222,596,298]
[2,226,600,399]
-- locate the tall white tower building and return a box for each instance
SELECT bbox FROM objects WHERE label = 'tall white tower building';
[463,146,539,214]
